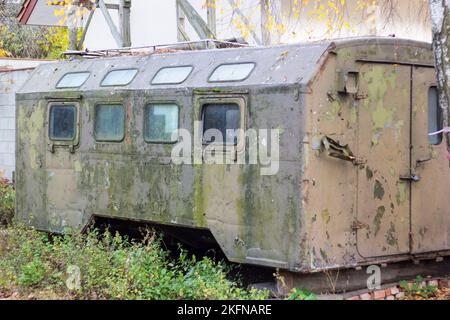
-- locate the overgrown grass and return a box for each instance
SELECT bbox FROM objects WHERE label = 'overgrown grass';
[0,182,268,300]
[0,226,268,300]
[0,178,15,227]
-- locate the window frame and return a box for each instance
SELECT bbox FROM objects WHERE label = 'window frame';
[208,62,256,83]
[47,101,80,148]
[197,95,246,151]
[56,71,91,89]
[100,68,139,87]
[143,102,180,145]
[428,86,443,146]
[94,103,127,143]
[151,65,194,85]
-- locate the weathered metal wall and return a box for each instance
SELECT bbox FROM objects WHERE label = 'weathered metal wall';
[15,38,450,273]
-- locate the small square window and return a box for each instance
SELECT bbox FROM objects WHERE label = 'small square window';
[145,104,179,143]
[49,105,77,141]
[95,105,125,142]
[56,72,90,88]
[202,104,240,144]
[101,69,138,86]
[209,63,255,82]
[428,87,443,145]
[152,66,193,85]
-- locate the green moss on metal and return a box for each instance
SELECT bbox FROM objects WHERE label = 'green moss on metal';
[373,206,385,236]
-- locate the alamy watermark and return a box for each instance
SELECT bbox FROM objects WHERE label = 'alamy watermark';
[366,265,381,290]
[170,122,281,176]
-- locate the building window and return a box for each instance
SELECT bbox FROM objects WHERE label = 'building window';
[152,66,193,85]
[209,63,255,82]
[49,105,77,141]
[56,72,90,88]
[428,87,443,145]
[145,104,179,143]
[101,69,138,86]
[202,104,240,144]
[95,105,125,142]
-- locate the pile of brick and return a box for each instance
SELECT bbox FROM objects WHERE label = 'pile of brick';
[346,278,450,300]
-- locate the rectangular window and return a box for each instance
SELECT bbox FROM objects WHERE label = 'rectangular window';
[145,104,179,143]
[95,105,125,142]
[56,72,90,88]
[152,66,193,85]
[209,63,255,82]
[202,104,240,144]
[49,105,77,141]
[101,69,138,86]
[428,87,443,145]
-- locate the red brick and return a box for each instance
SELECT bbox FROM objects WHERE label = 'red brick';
[360,293,372,300]
[373,290,386,300]
[428,280,438,287]
[385,287,399,296]
[395,292,405,299]
[438,279,449,289]
[347,296,360,300]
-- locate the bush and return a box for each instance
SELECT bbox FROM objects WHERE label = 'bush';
[0,178,15,227]
[0,226,269,300]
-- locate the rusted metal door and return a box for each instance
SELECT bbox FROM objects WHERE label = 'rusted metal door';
[193,93,247,258]
[45,101,83,230]
[356,63,411,258]
[411,66,450,253]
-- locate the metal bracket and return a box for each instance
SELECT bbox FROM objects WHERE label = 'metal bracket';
[322,136,365,166]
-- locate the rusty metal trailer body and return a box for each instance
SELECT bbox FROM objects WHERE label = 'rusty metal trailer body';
[15,37,450,275]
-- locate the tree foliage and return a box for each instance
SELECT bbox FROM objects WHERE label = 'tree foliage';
[0,0,70,59]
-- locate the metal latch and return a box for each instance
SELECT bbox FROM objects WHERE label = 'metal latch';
[399,175,421,182]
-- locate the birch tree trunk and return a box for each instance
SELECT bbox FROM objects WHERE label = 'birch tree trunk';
[430,0,450,159]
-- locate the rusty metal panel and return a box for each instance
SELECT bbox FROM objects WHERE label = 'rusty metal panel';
[356,63,411,258]
[302,53,359,271]
[411,66,450,253]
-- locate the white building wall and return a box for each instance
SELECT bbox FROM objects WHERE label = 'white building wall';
[83,0,432,50]
[0,59,51,180]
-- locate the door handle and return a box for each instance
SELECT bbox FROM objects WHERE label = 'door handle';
[399,175,421,182]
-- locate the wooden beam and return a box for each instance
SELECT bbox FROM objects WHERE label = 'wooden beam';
[177,0,215,39]
[119,0,131,47]
[68,6,78,50]
[206,0,216,35]
[176,2,188,42]
[77,0,97,50]
[98,0,123,47]
[226,0,261,45]
[260,0,270,45]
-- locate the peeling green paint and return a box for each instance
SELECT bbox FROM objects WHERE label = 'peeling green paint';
[366,166,373,180]
[385,223,398,246]
[374,180,385,200]
[373,206,385,236]
[396,182,407,206]
[321,209,331,224]
[325,101,342,121]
